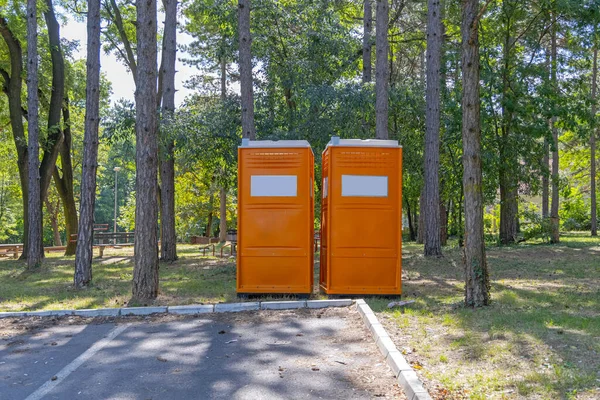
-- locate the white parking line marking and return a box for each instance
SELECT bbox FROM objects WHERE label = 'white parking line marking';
[25,324,129,400]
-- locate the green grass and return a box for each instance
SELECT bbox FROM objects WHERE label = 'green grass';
[371,234,600,400]
[0,244,326,311]
[0,245,241,311]
[1,235,599,399]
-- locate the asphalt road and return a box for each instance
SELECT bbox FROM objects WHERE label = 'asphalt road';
[0,309,403,400]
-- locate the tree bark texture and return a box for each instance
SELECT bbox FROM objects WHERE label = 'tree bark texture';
[461,0,490,307]
[75,0,101,288]
[0,16,30,258]
[45,198,62,246]
[54,99,78,256]
[238,0,255,139]
[550,14,560,244]
[27,0,44,269]
[375,0,389,139]
[206,197,214,238]
[440,201,448,246]
[219,187,227,243]
[591,44,597,236]
[219,56,228,242]
[542,49,550,219]
[417,187,424,244]
[405,198,416,241]
[159,0,178,262]
[542,137,549,218]
[39,0,65,200]
[498,14,517,245]
[423,0,443,256]
[133,0,159,301]
[363,0,372,83]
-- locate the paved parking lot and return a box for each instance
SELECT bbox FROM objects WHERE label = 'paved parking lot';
[0,308,404,399]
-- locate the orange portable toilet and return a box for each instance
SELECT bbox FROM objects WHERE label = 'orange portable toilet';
[320,137,402,295]
[237,139,314,295]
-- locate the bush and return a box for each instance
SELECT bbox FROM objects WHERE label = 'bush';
[520,204,551,243]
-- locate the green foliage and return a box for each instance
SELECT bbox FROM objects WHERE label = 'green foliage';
[559,186,592,231]
[521,203,552,243]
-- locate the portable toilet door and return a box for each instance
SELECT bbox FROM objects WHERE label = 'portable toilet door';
[237,139,314,295]
[320,137,402,295]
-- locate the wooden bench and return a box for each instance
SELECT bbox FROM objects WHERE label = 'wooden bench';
[70,232,136,258]
[0,244,22,259]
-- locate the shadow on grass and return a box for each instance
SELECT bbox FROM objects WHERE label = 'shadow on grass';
[373,235,600,398]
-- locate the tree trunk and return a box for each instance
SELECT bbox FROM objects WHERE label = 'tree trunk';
[53,98,78,256]
[417,187,424,244]
[39,0,65,201]
[591,44,597,236]
[499,177,517,244]
[219,187,227,243]
[133,0,159,301]
[218,56,228,244]
[542,137,549,218]
[405,198,416,241]
[498,15,517,245]
[440,201,448,246]
[26,0,44,269]
[461,0,490,307]
[550,12,560,244]
[159,0,178,262]
[423,0,443,256]
[238,0,255,140]
[542,49,550,219]
[75,0,101,287]
[45,198,62,246]
[0,16,29,258]
[109,0,137,83]
[206,199,214,238]
[375,0,389,139]
[363,0,372,83]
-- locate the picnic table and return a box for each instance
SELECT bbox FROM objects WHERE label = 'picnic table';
[0,244,22,259]
[70,232,136,257]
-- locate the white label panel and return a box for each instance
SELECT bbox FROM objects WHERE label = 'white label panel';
[251,175,297,197]
[341,175,388,197]
[323,177,328,198]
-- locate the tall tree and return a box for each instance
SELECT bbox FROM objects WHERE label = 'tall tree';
[497,0,518,245]
[238,0,255,140]
[53,98,78,256]
[38,0,66,206]
[375,0,389,139]
[27,0,43,269]
[160,0,178,261]
[0,16,29,258]
[550,9,560,243]
[42,0,77,256]
[591,33,598,236]
[219,56,228,243]
[423,0,443,256]
[461,0,490,306]
[74,0,102,288]
[542,49,550,220]
[132,0,159,301]
[219,185,227,242]
[363,0,372,83]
